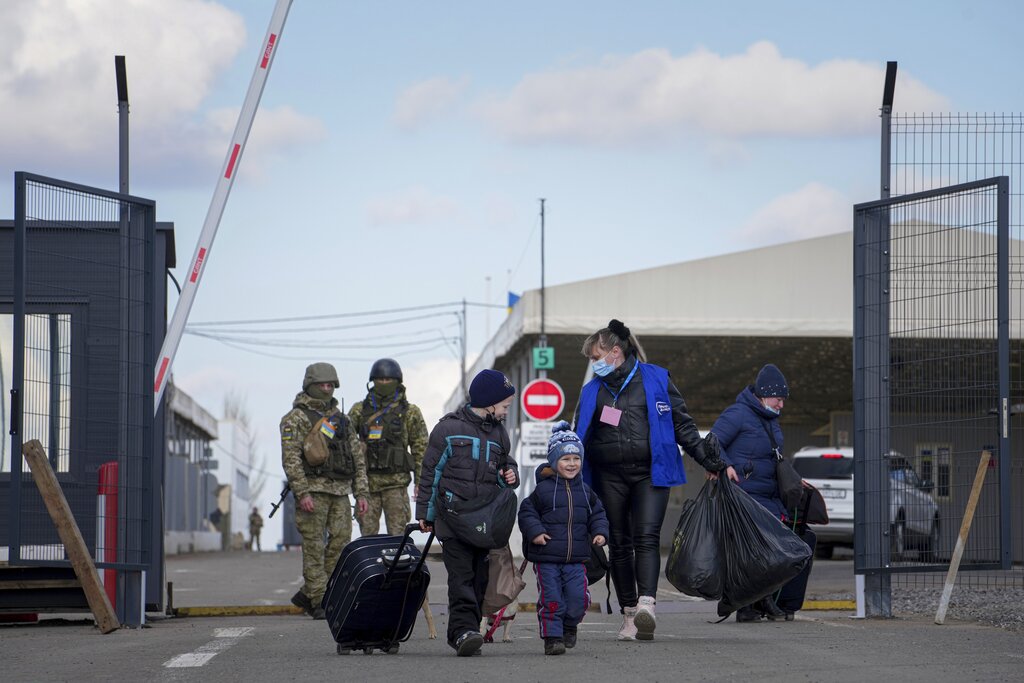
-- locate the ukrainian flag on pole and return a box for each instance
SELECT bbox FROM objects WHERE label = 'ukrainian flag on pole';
[507,292,520,314]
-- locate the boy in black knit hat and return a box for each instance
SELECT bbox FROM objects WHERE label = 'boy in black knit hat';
[415,369,520,657]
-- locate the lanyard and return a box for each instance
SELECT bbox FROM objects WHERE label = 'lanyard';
[601,361,638,407]
[369,390,399,421]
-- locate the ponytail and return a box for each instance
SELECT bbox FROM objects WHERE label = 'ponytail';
[581,319,647,363]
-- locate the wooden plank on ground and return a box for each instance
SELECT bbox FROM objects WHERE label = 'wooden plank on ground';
[934,449,991,625]
[22,439,119,633]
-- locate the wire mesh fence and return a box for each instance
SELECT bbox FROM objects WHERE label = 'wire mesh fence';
[5,173,154,572]
[884,113,1024,591]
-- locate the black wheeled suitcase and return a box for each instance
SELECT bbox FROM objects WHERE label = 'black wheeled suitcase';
[321,523,434,655]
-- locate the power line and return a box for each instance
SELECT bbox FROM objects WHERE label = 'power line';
[185,313,460,336]
[207,336,452,363]
[188,330,458,350]
[188,300,503,327]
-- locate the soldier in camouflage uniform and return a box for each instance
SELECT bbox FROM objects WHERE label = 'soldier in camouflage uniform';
[248,506,263,551]
[281,362,369,619]
[348,358,428,537]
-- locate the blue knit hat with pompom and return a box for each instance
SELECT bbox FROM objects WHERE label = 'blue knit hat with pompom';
[547,420,584,469]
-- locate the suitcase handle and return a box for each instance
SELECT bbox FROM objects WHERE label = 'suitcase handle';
[383,523,435,589]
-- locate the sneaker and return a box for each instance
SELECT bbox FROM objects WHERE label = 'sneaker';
[455,631,484,657]
[759,597,786,622]
[544,637,566,655]
[634,596,656,640]
[617,606,638,641]
[563,627,577,649]
[736,605,762,623]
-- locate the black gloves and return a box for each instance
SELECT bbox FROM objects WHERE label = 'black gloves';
[700,432,727,472]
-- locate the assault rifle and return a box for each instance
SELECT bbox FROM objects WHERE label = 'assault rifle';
[269,482,291,519]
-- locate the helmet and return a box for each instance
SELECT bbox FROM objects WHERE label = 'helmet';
[369,358,402,382]
[303,362,340,390]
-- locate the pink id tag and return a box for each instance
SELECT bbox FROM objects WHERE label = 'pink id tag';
[599,405,622,427]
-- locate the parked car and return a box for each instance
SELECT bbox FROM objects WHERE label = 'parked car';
[790,447,940,560]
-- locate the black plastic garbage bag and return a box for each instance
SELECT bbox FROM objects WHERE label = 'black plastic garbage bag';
[665,481,724,600]
[716,475,812,616]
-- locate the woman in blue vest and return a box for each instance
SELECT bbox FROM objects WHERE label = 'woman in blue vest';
[710,363,816,622]
[574,319,727,641]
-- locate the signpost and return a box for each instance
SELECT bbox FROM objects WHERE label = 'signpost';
[521,378,565,421]
[533,346,555,370]
[519,421,554,462]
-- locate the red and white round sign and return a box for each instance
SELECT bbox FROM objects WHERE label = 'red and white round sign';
[521,378,565,421]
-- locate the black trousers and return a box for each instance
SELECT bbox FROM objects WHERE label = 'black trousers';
[775,526,816,613]
[592,466,669,611]
[440,536,490,645]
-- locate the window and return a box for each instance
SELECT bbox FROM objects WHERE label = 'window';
[0,313,72,473]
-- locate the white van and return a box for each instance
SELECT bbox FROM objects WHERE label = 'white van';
[790,447,940,560]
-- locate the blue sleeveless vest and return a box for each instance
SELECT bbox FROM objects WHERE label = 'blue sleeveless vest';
[576,362,686,488]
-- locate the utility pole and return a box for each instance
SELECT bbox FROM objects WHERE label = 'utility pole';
[538,198,547,380]
[485,276,491,340]
[460,298,468,401]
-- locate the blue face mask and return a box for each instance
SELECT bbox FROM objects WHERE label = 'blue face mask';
[591,352,615,377]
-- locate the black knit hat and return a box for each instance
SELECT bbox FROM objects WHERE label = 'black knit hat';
[469,369,516,408]
[754,364,789,398]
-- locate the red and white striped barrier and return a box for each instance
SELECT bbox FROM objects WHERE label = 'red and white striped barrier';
[153,0,295,412]
[96,461,118,608]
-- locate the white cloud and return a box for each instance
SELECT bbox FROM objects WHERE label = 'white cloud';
[393,76,469,131]
[739,182,851,244]
[474,42,950,145]
[0,0,322,185]
[366,186,460,227]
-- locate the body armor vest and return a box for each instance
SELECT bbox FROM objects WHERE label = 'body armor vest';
[299,408,356,480]
[360,396,415,475]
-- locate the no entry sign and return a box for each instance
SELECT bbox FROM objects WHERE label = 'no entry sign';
[521,378,565,421]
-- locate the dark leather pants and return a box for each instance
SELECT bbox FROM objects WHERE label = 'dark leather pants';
[592,465,669,611]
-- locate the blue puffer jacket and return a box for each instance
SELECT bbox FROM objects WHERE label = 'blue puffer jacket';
[518,467,610,564]
[711,386,786,519]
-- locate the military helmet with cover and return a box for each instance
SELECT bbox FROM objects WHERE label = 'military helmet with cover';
[303,362,340,390]
[369,358,402,382]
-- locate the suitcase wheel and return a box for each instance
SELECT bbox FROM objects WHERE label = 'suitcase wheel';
[336,644,352,656]
[363,647,374,655]
[385,643,400,655]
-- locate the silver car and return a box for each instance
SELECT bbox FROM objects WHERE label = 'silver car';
[791,447,940,560]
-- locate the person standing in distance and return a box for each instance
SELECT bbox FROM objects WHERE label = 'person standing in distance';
[349,358,428,536]
[248,506,263,552]
[415,369,520,657]
[281,362,369,619]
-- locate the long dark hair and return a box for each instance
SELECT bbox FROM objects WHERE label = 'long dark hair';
[581,319,647,362]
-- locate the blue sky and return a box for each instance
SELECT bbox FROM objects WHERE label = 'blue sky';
[2,0,1022,540]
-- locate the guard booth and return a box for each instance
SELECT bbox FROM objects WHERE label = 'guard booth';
[0,173,175,625]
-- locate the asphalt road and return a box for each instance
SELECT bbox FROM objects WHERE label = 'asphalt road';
[6,547,1022,682]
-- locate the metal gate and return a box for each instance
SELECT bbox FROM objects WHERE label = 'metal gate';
[854,176,1011,614]
[4,172,155,622]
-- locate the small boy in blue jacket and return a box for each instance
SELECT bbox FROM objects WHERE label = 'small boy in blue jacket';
[518,421,609,655]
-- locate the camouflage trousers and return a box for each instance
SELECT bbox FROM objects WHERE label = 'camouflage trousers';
[294,491,353,604]
[358,487,412,537]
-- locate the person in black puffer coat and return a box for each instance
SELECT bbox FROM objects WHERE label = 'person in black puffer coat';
[573,319,727,641]
[415,369,520,657]
[519,422,609,655]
